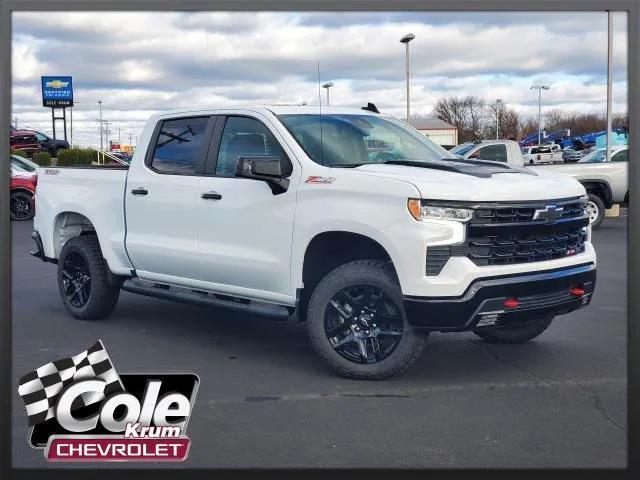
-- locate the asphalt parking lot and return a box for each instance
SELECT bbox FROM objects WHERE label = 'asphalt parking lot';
[11,218,627,469]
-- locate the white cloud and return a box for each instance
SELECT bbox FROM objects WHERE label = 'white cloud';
[11,11,628,146]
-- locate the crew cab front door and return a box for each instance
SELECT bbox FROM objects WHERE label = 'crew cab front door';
[193,113,299,304]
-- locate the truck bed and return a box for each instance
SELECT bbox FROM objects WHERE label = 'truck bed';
[33,166,132,275]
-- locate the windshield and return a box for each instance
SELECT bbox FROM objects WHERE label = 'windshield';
[449,143,476,156]
[278,114,454,167]
[578,149,607,163]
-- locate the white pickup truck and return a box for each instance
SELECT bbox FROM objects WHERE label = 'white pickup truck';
[32,106,596,379]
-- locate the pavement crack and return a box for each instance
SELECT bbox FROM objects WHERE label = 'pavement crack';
[577,384,625,431]
[466,339,553,385]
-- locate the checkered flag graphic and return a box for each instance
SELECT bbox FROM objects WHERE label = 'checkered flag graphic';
[18,340,124,427]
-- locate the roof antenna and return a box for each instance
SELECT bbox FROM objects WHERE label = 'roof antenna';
[317,60,324,166]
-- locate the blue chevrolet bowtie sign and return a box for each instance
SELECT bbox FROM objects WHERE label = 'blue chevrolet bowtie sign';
[41,76,74,107]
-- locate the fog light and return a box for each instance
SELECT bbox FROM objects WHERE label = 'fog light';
[570,286,585,296]
[503,298,519,309]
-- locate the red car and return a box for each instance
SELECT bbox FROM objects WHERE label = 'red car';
[10,130,41,156]
[10,155,37,221]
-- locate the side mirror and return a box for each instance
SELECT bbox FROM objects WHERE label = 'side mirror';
[235,156,290,195]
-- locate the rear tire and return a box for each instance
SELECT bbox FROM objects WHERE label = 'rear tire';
[306,260,427,380]
[473,317,554,344]
[586,193,605,229]
[57,236,120,320]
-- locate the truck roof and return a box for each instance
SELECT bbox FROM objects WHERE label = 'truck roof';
[148,105,390,120]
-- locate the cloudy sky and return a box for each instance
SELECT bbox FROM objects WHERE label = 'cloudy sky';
[12,11,628,147]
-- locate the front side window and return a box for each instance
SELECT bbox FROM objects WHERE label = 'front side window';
[579,150,607,163]
[278,114,453,167]
[35,133,48,141]
[474,144,507,162]
[150,117,210,175]
[216,116,284,177]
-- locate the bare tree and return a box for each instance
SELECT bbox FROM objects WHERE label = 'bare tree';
[432,96,487,143]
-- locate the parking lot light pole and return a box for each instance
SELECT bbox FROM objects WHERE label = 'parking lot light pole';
[322,82,334,106]
[400,33,415,123]
[495,98,502,139]
[530,84,550,146]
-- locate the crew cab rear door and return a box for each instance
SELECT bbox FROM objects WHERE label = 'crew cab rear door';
[193,112,300,304]
[125,115,217,280]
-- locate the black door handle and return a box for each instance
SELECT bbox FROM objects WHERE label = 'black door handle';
[201,192,222,200]
[131,188,148,196]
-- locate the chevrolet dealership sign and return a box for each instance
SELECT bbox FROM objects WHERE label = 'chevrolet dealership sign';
[41,76,74,107]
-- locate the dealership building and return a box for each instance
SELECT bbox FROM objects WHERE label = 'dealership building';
[409,117,458,148]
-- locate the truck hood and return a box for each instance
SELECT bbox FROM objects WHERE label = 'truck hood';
[352,162,585,201]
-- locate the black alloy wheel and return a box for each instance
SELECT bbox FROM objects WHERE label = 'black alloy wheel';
[61,251,92,308]
[9,191,34,221]
[324,284,403,364]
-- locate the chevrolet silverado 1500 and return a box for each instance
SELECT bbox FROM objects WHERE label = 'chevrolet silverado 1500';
[31,106,596,379]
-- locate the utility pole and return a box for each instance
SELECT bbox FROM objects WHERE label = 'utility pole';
[400,33,415,123]
[98,100,103,150]
[13,116,17,128]
[606,10,613,162]
[118,126,121,143]
[104,121,111,149]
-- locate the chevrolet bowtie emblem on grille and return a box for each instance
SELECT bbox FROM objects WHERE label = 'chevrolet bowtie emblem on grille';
[533,204,564,223]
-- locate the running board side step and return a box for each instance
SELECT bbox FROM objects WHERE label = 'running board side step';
[120,280,291,320]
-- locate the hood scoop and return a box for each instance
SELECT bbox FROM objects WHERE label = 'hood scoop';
[384,158,536,178]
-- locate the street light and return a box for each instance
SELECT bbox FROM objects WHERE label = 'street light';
[400,33,415,123]
[530,83,550,146]
[495,99,502,139]
[322,82,334,106]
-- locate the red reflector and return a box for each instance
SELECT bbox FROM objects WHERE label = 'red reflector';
[570,287,585,296]
[503,298,519,309]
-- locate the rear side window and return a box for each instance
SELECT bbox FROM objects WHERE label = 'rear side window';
[150,117,210,175]
[476,144,507,162]
[612,149,628,162]
[215,116,284,177]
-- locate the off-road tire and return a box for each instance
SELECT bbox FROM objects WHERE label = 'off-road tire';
[306,260,427,379]
[586,193,605,229]
[57,235,120,320]
[473,316,554,344]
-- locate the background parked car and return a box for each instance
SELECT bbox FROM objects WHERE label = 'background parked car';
[10,130,41,157]
[31,130,70,157]
[10,160,37,221]
[562,148,585,162]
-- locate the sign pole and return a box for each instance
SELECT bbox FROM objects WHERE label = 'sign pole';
[51,108,56,139]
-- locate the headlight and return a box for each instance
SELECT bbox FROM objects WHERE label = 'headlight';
[407,199,473,222]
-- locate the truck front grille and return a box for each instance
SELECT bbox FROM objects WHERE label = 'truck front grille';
[465,223,587,266]
[425,197,589,275]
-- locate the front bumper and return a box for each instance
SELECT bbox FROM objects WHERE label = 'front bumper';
[404,263,596,331]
